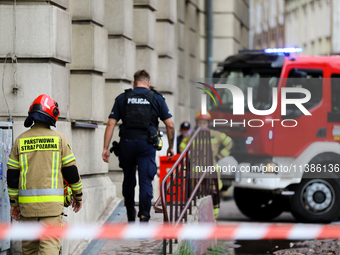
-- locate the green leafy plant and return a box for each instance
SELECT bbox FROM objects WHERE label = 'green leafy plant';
[174,241,195,255]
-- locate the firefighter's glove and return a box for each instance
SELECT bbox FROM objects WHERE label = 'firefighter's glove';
[64,180,73,207]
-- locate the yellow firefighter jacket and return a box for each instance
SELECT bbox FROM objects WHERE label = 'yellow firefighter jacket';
[179,129,232,164]
[7,122,82,217]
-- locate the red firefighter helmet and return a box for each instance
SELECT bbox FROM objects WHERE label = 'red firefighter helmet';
[195,110,211,120]
[28,94,60,122]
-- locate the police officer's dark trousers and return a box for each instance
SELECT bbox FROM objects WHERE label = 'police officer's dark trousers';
[119,139,157,220]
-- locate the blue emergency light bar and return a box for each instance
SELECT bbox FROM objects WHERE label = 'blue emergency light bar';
[264,47,303,54]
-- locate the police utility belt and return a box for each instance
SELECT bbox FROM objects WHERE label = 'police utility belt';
[122,131,163,149]
[110,132,163,156]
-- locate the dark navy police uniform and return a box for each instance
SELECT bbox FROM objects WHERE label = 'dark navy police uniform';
[109,87,172,220]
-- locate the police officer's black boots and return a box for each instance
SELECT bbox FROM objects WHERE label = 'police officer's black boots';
[127,207,136,222]
[140,216,149,223]
[139,214,150,223]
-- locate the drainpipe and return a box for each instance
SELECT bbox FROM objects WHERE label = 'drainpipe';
[249,0,253,49]
[206,0,213,78]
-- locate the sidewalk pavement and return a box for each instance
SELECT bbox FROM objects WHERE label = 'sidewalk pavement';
[78,200,164,255]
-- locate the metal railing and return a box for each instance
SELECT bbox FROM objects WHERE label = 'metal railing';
[154,127,220,254]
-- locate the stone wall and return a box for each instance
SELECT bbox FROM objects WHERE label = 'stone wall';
[0,1,115,254]
[0,1,249,254]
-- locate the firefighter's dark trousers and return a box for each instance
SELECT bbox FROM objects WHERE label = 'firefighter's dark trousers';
[119,139,157,220]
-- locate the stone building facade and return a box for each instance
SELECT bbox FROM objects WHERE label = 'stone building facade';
[0,0,249,254]
[285,0,333,55]
[250,0,285,49]
[251,0,340,55]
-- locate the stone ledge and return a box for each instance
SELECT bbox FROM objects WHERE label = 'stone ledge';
[134,8,156,48]
[70,73,105,122]
[104,37,136,81]
[70,0,105,26]
[157,57,176,92]
[133,0,157,11]
[156,0,177,23]
[0,5,71,62]
[0,62,69,119]
[71,125,109,175]
[105,0,133,38]
[155,22,175,58]
[0,0,69,9]
[136,48,158,86]
[70,24,108,72]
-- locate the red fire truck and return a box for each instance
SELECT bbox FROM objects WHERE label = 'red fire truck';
[211,48,340,223]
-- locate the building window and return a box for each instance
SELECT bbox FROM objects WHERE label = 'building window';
[293,10,299,47]
[286,12,291,46]
[280,26,285,47]
[310,2,315,42]
[263,1,269,33]
[256,3,262,34]
[271,28,276,42]
[278,0,284,25]
[269,0,277,28]
[302,5,308,45]
[325,0,331,38]
[317,0,323,39]
[257,35,262,48]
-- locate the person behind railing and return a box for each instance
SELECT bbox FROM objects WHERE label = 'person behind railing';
[179,111,232,220]
[176,121,191,154]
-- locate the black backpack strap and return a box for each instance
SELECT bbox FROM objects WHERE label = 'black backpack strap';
[151,89,165,99]
[144,90,155,104]
[124,89,132,100]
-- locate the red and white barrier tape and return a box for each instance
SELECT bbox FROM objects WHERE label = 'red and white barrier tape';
[0,223,340,240]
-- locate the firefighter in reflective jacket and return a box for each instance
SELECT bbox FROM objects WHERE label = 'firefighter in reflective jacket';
[7,94,83,255]
[179,111,232,219]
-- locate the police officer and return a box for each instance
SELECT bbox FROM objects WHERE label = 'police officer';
[102,70,174,222]
[7,94,83,255]
[176,121,190,153]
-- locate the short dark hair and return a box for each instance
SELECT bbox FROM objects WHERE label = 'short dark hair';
[134,69,150,84]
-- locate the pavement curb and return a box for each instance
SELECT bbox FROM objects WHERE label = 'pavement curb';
[71,197,124,255]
